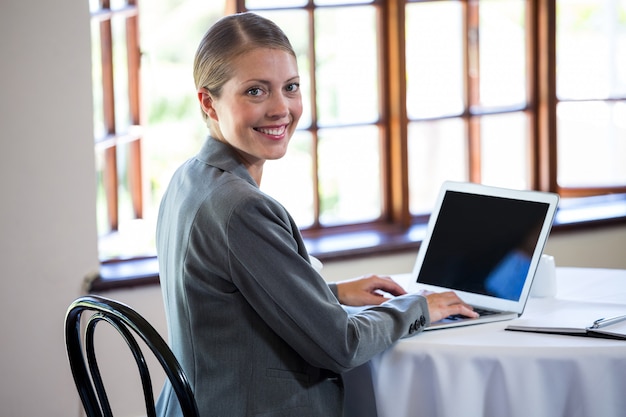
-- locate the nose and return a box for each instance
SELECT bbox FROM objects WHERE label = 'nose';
[266,92,290,118]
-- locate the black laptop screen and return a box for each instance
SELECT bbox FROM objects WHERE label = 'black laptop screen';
[416,190,550,301]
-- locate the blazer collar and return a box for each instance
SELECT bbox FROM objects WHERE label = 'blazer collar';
[196,136,258,188]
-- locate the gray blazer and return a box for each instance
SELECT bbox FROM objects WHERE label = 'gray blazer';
[156,137,430,417]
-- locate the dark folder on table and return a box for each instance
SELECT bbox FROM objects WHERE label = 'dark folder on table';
[506,315,626,340]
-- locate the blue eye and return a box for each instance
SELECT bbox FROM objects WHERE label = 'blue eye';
[247,87,263,96]
[286,83,300,93]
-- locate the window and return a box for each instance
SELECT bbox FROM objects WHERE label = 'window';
[91,0,626,266]
[90,0,228,259]
[251,4,384,228]
[243,0,626,225]
[90,0,143,259]
[555,0,626,196]
[405,0,531,213]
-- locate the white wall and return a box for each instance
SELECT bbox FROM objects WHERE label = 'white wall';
[0,1,98,416]
[1,1,626,416]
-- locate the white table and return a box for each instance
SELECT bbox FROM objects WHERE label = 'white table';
[344,267,626,417]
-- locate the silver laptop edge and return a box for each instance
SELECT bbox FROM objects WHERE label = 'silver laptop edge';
[407,181,559,330]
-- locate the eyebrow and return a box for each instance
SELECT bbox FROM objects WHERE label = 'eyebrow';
[242,75,300,85]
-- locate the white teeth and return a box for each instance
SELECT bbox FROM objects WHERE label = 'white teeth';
[257,126,286,136]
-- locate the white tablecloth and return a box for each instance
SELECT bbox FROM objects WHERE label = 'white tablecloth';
[344,267,626,417]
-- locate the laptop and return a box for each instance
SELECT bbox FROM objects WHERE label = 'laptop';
[407,181,559,330]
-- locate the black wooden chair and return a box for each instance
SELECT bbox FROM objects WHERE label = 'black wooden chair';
[64,295,199,417]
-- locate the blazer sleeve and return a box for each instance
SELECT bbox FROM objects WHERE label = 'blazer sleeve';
[219,190,430,373]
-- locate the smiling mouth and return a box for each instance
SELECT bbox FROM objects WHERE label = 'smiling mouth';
[255,125,287,137]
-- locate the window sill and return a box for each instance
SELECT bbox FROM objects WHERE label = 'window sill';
[88,194,626,292]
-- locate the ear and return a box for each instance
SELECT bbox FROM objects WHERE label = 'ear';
[198,88,218,122]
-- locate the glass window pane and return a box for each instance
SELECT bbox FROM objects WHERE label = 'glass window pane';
[315,7,379,126]
[261,131,315,227]
[112,15,130,132]
[480,112,530,189]
[91,20,105,140]
[116,143,132,224]
[478,0,527,108]
[406,1,464,119]
[557,101,626,187]
[140,1,222,206]
[246,0,308,8]
[254,10,312,128]
[142,122,205,219]
[89,0,100,15]
[111,0,129,9]
[408,119,468,214]
[557,0,626,99]
[318,126,381,225]
[315,0,373,4]
[95,149,109,235]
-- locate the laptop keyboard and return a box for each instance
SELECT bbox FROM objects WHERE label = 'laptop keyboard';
[446,307,499,321]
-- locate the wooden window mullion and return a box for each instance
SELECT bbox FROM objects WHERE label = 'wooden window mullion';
[385,0,410,227]
[535,0,558,193]
[466,0,481,183]
[308,7,322,228]
[126,0,143,219]
[100,1,119,231]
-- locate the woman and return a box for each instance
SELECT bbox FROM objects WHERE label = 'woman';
[156,12,477,417]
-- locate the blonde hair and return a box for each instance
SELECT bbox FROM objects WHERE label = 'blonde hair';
[193,12,296,122]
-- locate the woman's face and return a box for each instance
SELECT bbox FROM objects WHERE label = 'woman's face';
[201,47,302,178]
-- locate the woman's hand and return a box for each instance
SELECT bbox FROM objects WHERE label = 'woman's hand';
[423,291,479,323]
[336,275,480,323]
[336,274,407,306]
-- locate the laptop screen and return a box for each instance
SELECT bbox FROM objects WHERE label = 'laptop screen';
[416,190,550,301]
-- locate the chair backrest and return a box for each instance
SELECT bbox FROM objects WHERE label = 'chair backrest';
[64,295,199,417]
